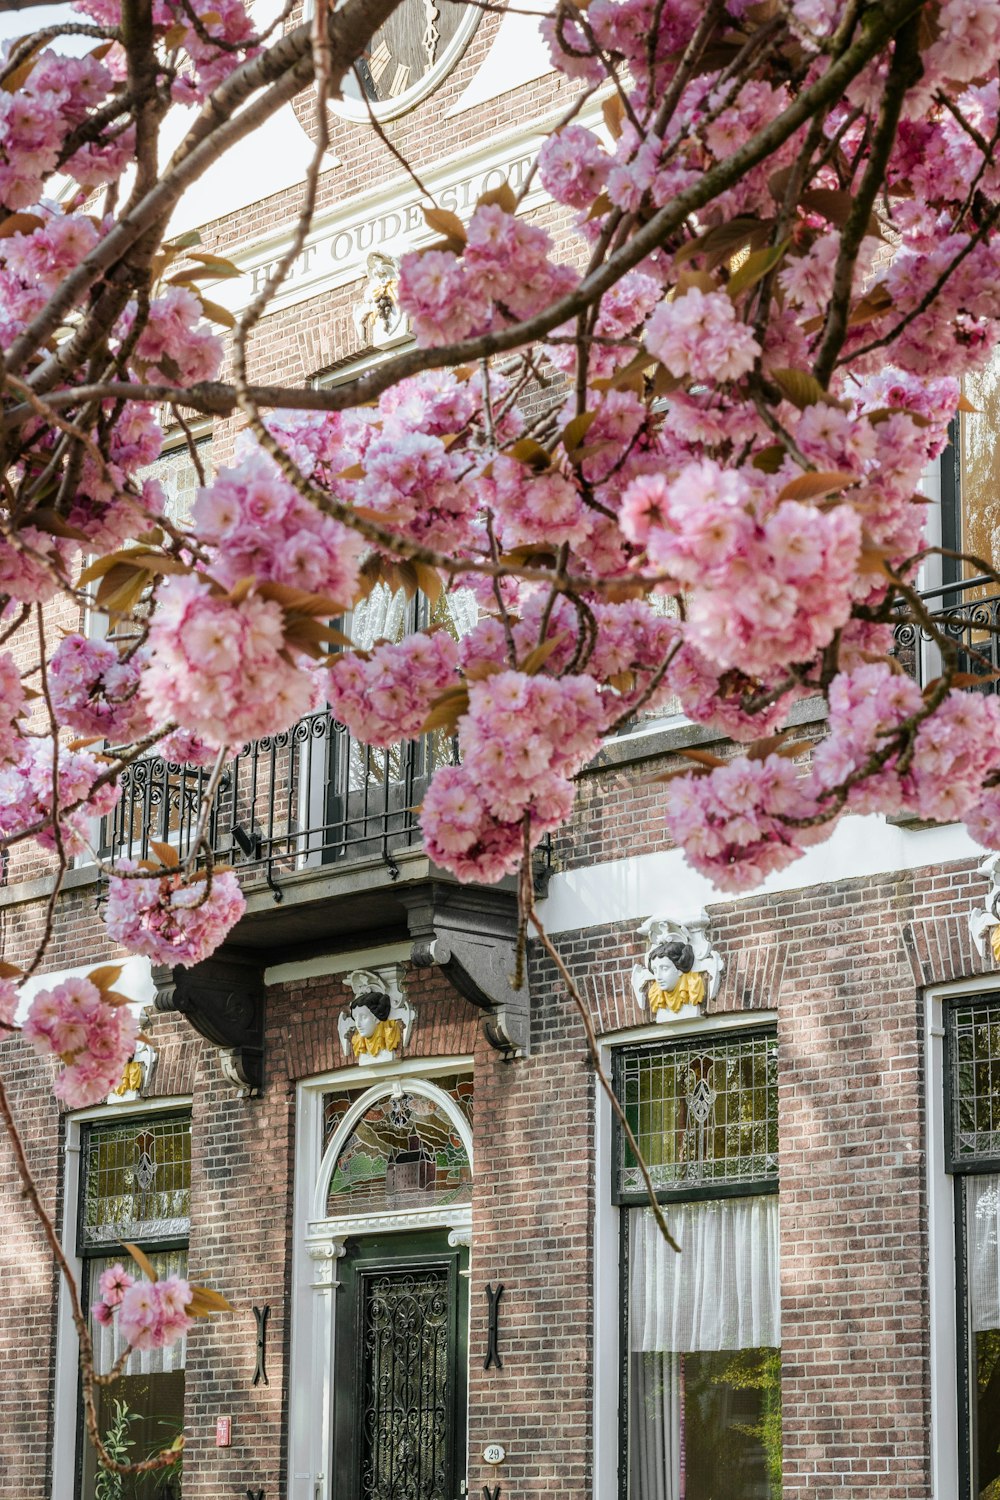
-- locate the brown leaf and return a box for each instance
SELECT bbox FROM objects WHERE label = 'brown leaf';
[195,295,236,330]
[420,687,470,735]
[187,1284,234,1316]
[508,437,551,471]
[123,1242,159,1283]
[0,961,23,980]
[0,212,44,239]
[149,839,181,869]
[602,93,625,141]
[412,562,443,605]
[677,747,727,768]
[463,660,504,681]
[675,217,774,270]
[186,251,241,278]
[957,391,981,413]
[476,183,516,214]
[752,444,785,473]
[519,635,567,674]
[800,188,883,239]
[422,206,466,252]
[1,43,44,94]
[777,469,857,502]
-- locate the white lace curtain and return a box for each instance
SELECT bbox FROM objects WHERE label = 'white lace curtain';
[968,1173,1000,1333]
[629,1195,780,1353]
[89,1250,188,1377]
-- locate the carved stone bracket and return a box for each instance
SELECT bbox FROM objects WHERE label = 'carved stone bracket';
[401,881,530,1057]
[154,949,266,1096]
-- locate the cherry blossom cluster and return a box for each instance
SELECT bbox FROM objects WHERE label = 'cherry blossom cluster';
[0,740,119,858]
[22,975,137,1109]
[398,204,578,347]
[49,634,149,742]
[140,575,322,748]
[93,1264,192,1351]
[192,451,364,599]
[326,629,460,746]
[422,672,604,881]
[104,865,246,967]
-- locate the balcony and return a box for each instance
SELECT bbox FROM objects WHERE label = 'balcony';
[893,574,1000,689]
[101,712,469,950]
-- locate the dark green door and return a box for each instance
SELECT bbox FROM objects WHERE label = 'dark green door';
[333,1231,469,1500]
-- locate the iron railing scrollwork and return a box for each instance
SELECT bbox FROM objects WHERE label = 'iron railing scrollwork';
[892,574,1000,690]
[100,710,460,896]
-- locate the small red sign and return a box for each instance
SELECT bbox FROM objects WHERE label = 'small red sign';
[215,1416,231,1448]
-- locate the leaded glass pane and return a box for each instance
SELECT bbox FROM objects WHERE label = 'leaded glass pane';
[950,1000,1000,1167]
[616,1033,777,1199]
[80,1115,191,1252]
[323,1077,472,1216]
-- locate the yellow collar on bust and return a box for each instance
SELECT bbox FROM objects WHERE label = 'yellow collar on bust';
[648,970,706,1014]
[351,1016,403,1057]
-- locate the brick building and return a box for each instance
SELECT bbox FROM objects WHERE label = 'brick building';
[2,6,1000,1500]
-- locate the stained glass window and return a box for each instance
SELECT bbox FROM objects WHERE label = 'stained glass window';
[616,1032,781,1500]
[322,1075,472,1216]
[614,1030,778,1201]
[77,1114,190,1499]
[79,1114,191,1252]
[949,998,1000,1168]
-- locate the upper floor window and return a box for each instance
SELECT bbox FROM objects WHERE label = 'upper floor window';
[614,1029,781,1500]
[78,1112,191,1500]
[947,998,1000,1499]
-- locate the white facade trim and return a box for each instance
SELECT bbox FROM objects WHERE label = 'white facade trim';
[538,815,983,937]
[50,1094,192,1500]
[264,940,412,986]
[288,1059,474,1500]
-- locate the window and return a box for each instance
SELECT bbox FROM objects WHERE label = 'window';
[77,1112,191,1500]
[947,998,1000,1499]
[322,1074,473,1216]
[614,1029,781,1500]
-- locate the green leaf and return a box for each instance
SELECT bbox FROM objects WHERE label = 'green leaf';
[726,240,789,301]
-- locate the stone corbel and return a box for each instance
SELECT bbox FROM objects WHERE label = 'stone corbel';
[307,1237,347,1289]
[153,950,266,1096]
[401,882,530,1057]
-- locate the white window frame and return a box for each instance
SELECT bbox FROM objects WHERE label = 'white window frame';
[925,970,1000,1499]
[51,1092,193,1500]
[288,1053,474,1500]
[593,1010,779,1500]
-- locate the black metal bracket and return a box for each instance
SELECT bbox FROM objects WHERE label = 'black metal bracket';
[247,1490,264,1500]
[484,1283,505,1370]
[403,882,530,1057]
[252,1304,270,1385]
[154,950,265,1095]
[483,1487,501,1500]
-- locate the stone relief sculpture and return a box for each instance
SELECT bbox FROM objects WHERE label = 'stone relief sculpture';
[631,912,723,1021]
[970,852,1000,965]
[353,252,404,346]
[109,1038,157,1102]
[338,965,414,1064]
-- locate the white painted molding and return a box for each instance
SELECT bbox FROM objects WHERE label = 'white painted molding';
[537,815,985,937]
[265,940,411,986]
[445,0,554,117]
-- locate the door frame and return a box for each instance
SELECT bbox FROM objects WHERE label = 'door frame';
[289,1057,474,1500]
[332,1230,469,1500]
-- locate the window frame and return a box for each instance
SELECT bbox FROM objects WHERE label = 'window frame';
[612,1021,780,1500]
[49,1094,193,1500]
[944,992,1000,1500]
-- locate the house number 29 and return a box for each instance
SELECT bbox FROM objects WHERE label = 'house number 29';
[482,1444,506,1465]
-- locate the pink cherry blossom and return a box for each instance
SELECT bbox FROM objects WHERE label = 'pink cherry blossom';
[104,865,246,968]
[23,976,138,1108]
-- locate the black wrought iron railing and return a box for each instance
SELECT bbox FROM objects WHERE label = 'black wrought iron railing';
[893,574,1000,690]
[100,712,459,896]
